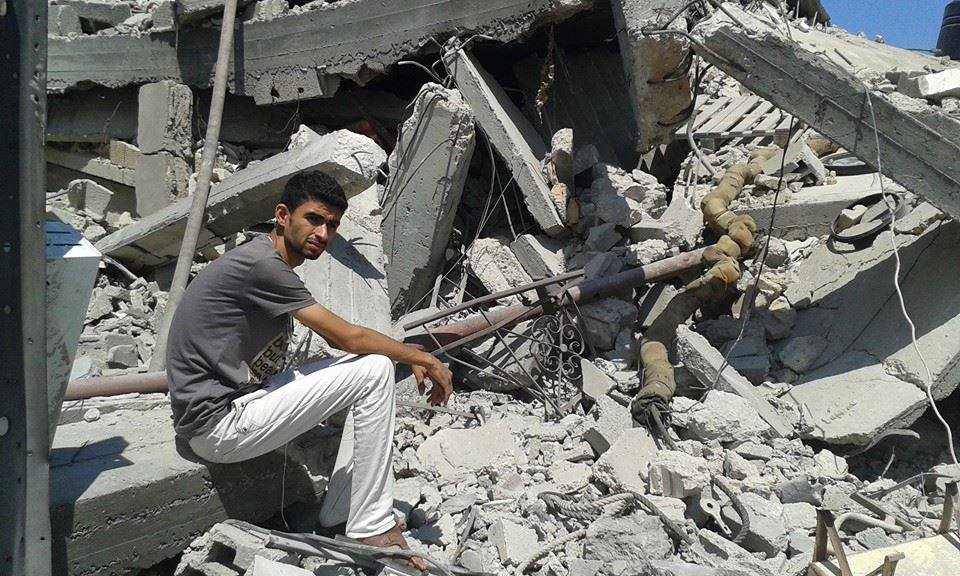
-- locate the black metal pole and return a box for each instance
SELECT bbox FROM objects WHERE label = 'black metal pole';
[0,1,51,574]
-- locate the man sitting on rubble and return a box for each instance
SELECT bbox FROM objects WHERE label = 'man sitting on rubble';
[165,170,451,567]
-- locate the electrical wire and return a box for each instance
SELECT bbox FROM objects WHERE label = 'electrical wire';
[864,90,959,466]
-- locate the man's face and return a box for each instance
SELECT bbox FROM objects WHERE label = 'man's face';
[277,199,343,260]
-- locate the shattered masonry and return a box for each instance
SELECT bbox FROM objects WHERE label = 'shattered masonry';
[44,1,960,576]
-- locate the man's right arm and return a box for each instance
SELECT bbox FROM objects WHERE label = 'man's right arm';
[292,303,452,405]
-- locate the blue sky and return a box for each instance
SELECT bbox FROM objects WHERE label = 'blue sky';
[825,0,945,50]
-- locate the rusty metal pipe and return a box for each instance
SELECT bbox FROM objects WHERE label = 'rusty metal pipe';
[404,248,705,352]
[65,372,167,401]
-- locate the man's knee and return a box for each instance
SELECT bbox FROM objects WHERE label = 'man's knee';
[363,354,395,382]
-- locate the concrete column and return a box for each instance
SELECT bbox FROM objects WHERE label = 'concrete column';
[136,80,193,217]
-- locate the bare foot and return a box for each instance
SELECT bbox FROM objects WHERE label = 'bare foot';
[361,522,429,572]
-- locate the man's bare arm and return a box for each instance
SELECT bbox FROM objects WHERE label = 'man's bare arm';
[292,303,452,404]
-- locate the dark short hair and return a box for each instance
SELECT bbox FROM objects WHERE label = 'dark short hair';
[280,170,348,215]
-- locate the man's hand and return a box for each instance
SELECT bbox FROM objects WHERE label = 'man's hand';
[412,357,453,406]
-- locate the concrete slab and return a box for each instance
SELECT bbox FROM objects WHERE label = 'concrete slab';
[675,325,792,438]
[444,46,565,236]
[731,173,884,241]
[96,129,385,269]
[48,0,590,96]
[50,406,335,575]
[296,186,392,361]
[611,0,692,153]
[691,6,960,223]
[59,0,131,28]
[382,84,475,318]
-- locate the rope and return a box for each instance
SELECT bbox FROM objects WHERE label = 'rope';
[538,491,636,521]
[515,528,587,575]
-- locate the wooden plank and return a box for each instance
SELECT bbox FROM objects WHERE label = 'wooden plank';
[727,99,773,134]
[698,94,760,135]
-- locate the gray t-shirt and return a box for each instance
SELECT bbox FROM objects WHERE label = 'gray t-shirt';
[166,234,316,437]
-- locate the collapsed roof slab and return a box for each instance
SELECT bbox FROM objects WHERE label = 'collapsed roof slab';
[444,46,566,236]
[48,0,592,101]
[95,129,385,268]
[690,6,960,223]
[782,216,960,445]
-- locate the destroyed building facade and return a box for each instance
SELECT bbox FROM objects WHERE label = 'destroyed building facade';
[25,1,960,575]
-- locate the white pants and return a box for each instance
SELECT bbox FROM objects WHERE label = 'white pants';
[188,354,397,538]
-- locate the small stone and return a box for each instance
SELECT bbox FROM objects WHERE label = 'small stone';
[734,441,774,460]
[82,407,101,423]
[837,204,868,231]
[723,451,759,480]
[548,460,591,493]
[568,559,604,576]
[580,358,615,401]
[244,557,312,576]
[778,335,827,373]
[809,449,849,479]
[777,477,823,506]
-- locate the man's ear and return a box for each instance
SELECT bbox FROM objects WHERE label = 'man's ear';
[275,203,290,227]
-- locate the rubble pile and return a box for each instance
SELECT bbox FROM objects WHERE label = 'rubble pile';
[48,1,960,575]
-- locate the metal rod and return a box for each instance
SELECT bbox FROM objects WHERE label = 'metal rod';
[150,0,240,372]
[402,269,584,331]
[406,248,705,352]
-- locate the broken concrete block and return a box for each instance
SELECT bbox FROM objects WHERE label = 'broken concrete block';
[466,237,534,300]
[49,5,82,36]
[109,140,141,170]
[577,297,636,351]
[778,335,827,373]
[98,129,385,268]
[548,460,591,493]
[671,391,773,443]
[382,84,475,317]
[809,448,849,479]
[66,179,123,221]
[723,451,759,481]
[138,81,193,157]
[837,204,867,231]
[583,513,672,564]
[690,5,960,224]
[610,0,692,152]
[510,234,566,279]
[624,239,671,267]
[416,422,522,480]
[589,164,667,227]
[580,358,615,401]
[899,68,960,101]
[727,354,770,386]
[444,47,564,235]
[583,252,622,281]
[106,344,139,369]
[59,0,132,28]
[593,427,659,494]
[244,556,313,576]
[762,140,825,184]
[242,0,288,22]
[676,326,793,438]
[648,450,711,498]
[782,502,817,532]
[582,395,632,456]
[488,519,538,566]
[721,492,787,559]
[135,152,192,217]
[584,222,621,252]
[548,128,574,189]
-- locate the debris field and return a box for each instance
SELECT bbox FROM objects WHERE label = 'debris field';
[44,1,960,576]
